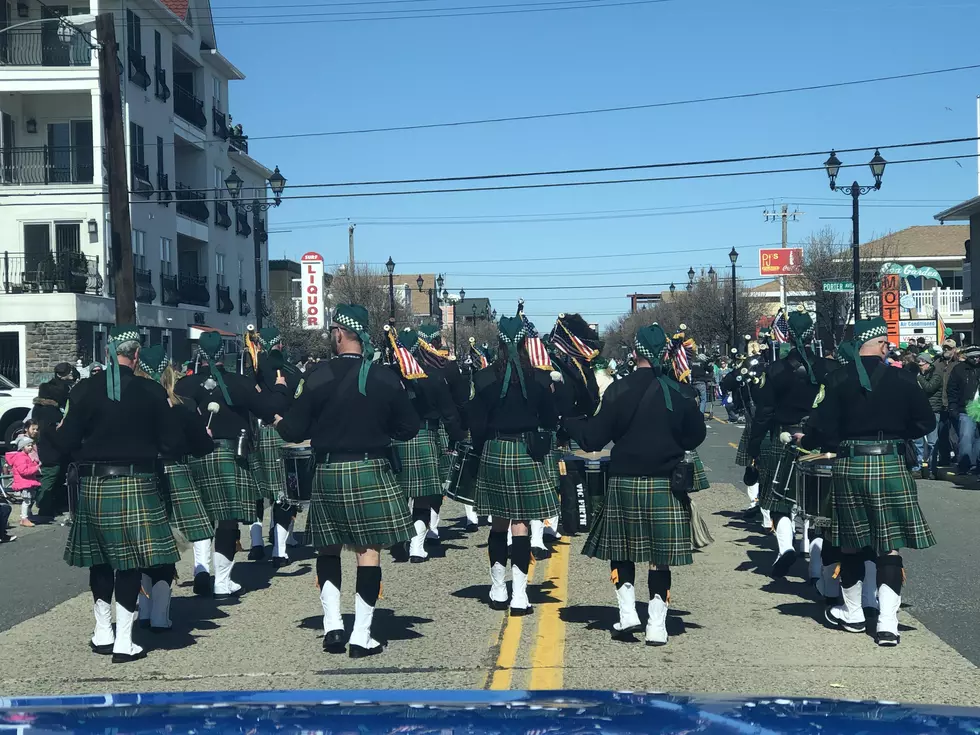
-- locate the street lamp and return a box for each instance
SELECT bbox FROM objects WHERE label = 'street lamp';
[687,266,695,292]
[225,165,287,329]
[669,282,676,295]
[824,149,887,322]
[729,247,739,352]
[385,256,396,322]
[472,303,478,323]
[417,274,447,325]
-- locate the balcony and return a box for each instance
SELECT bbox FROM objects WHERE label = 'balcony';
[214,200,232,229]
[216,284,234,313]
[861,289,966,320]
[160,273,179,306]
[0,28,92,67]
[174,86,206,130]
[212,108,228,140]
[1,251,102,295]
[157,172,173,206]
[236,209,251,238]
[107,265,157,303]
[178,273,210,306]
[0,146,94,185]
[228,122,248,154]
[127,49,150,90]
[175,183,209,223]
[239,288,251,317]
[131,161,153,198]
[154,66,171,102]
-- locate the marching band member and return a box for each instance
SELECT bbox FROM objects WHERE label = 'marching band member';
[56,326,182,662]
[391,328,465,562]
[469,316,559,616]
[801,318,936,646]
[565,324,706,646]
[276,305,419,657]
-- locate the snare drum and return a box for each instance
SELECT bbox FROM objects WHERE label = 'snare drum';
[795,455,834,527]
[282,443,314,506]
[443,443,478,506]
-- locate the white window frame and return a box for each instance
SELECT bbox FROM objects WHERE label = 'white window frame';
[139,327,150,346]
[215,251,226,287]
[212,75,221,111]
[160,236,173,276]
[131,229,146,270]
[238,257,244,291]
[92,324,108,365]
[214,166,224,200]
[161,330,172,361]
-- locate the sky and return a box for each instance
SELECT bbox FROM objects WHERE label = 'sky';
[209,0,980,328]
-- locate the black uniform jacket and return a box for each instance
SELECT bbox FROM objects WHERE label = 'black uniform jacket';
[423,358,470,431]
[255,349,302,421]
[52,366,181,463]
[801,357,935,450]
[164,395,215,460]
[175,365,288,441]
[276,354,420,453]
[565,369,706,478]
[467,365,557,451]
[403,371,466,444]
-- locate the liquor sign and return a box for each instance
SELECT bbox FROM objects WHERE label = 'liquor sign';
[880,273,901,346]
[301,251,324,330]
[759,248,804,276]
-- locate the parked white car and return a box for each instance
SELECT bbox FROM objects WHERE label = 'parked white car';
[0,372,36,446]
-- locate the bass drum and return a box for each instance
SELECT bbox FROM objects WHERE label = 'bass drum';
[796,456,834,527]
[282,443,314,507]
[443,443,478,507]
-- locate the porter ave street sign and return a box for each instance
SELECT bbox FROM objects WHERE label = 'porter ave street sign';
[822,281,854,292]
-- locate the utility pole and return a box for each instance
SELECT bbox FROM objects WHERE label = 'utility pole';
[348,223,355,273]
[764,204,803,308]
[97,13,135,325]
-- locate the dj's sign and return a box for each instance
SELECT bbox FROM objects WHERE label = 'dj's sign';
[301,251,324,330]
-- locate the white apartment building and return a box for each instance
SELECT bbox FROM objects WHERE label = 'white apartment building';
[0,0,277,386]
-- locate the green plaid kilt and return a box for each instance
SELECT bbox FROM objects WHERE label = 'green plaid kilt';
[830,441,936,555]
[475,438,559,520]
[188,447,257,524]
[393,429,442,499]
[735,426,751,467]
[546,432,561,489]
[582,476,692,566]
[254,424,287,501]
[308,458,413,548]
[437,425,452,484]
[161,461,214,542]
[692,450,709,492]
[757,432,795,515]
[65,474,180,570]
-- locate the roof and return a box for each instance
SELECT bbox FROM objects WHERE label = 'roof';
[859,225,968,259]
[160,0,189,20]
[456,297,493,319]
[935,196,980,222]
[269,259,301,275]
[748,277,808,293]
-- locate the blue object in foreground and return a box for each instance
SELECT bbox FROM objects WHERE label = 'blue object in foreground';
[3,690,980,735]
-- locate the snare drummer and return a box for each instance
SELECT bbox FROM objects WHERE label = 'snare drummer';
[800,318,936,646]
[276,305,419,657]
[565,324,706,646]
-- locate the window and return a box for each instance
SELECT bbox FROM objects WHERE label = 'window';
[93,326,108,365]
[212,75,221,111]
[160,237,173,276]
[129,123,145,165]
[54,223,80,258]
[23,224,51,276]
[46,120,93,183]
[214,166,224,199]
[216,252,226,286]
[154,30,162,70]
[156,136,164,174]
[238,257,244,290]
[132,229,146,270]
[162,331,172,361]
[139,327,150,346]
[126,10,141,55]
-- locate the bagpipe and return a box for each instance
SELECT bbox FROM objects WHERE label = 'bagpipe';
[239,323,260,376]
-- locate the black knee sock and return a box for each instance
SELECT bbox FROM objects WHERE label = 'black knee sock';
[272,502,295,530]
[412,504,430,525]
[876,555,904,596]
[316,555,341,591]
[611,560,636,589]
[431,496,443,515]
[510,536,531,575]
[839,552,864,588]
[146,564,176,586]
[822,543,842,566]
[254,499,265,523]
[114,569,142,613]
[90,564,113,604]
[214,526,238,558]
[355,566,382,607]
[488,530,508,568]
[648,569,671,601]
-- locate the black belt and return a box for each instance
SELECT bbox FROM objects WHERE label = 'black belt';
[213,439,237,450]
[76,462,157,478]
[422,419,442,431]
[841,442,900,458]
[315,450,389,464]
[492,432,528,441]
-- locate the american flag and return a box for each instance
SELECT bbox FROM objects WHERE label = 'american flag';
[552,319,600,361]
[388,330,427,380]
[468,339,489,369]
[937,312,948,345]
[669,333,695,383]
[772,308,790,343]
[518,304,552,370]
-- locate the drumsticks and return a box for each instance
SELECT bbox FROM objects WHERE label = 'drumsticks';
[207,402,220,430]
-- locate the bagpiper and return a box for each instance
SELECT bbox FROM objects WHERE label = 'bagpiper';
[276,305,419,657]
[565,323,706,646]
[801,318,936,646]
[55,326,182,662]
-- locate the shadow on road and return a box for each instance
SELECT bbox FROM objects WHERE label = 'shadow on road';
[298,610,433,643]
[559,603,702,639]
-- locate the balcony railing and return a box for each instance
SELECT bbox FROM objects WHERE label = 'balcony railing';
[128,49,150,90]
[239,288,252,317]
[157,172,173,206]
[0,146,94,185]
[228,122,248,154]
[175,183,209,223]
[178,273,210,306]
[107,265,157,303]
[161,272,179,306]
[2,250,102,295]
[212,108,228,140]
[154,66,171,102]
[861,288,966,319]
[214,200,232,229]
[131,161,152,198]
[236,209,251,238]
[174,86,206,130]
[216,284,234,313]
[0,28,92,67]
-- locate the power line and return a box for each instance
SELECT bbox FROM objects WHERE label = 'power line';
[410,277,773,291]
[208,0,618,19]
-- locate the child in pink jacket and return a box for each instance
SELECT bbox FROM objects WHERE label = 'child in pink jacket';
[4,435,40,527]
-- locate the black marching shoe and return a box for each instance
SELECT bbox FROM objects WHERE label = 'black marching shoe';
[89,641,113,656]
[111,650,147,664]
[138,619,151,630]
[409,556,428,564]
[323,629,347,653]
[489,599,509,611]
[466,523,479,532]
[875,631,900,647]
[771,549,797,578]
[509,606,534,617]
[271,556,289,569]
[193,572,213,596]
[348,643,384,659]
[531,547,551,561]
[248,546,265,561]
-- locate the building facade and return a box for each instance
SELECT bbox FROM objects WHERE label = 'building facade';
[0,0,275,386]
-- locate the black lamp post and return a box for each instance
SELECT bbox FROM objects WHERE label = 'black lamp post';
[385,256,395,322]
[452,291,464,355]
[687,266,695,292]
[225,166,286,329]
[729,247,739,351]
[471,303,478,323]
[669,282,676,295]
[824,149,886,322]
